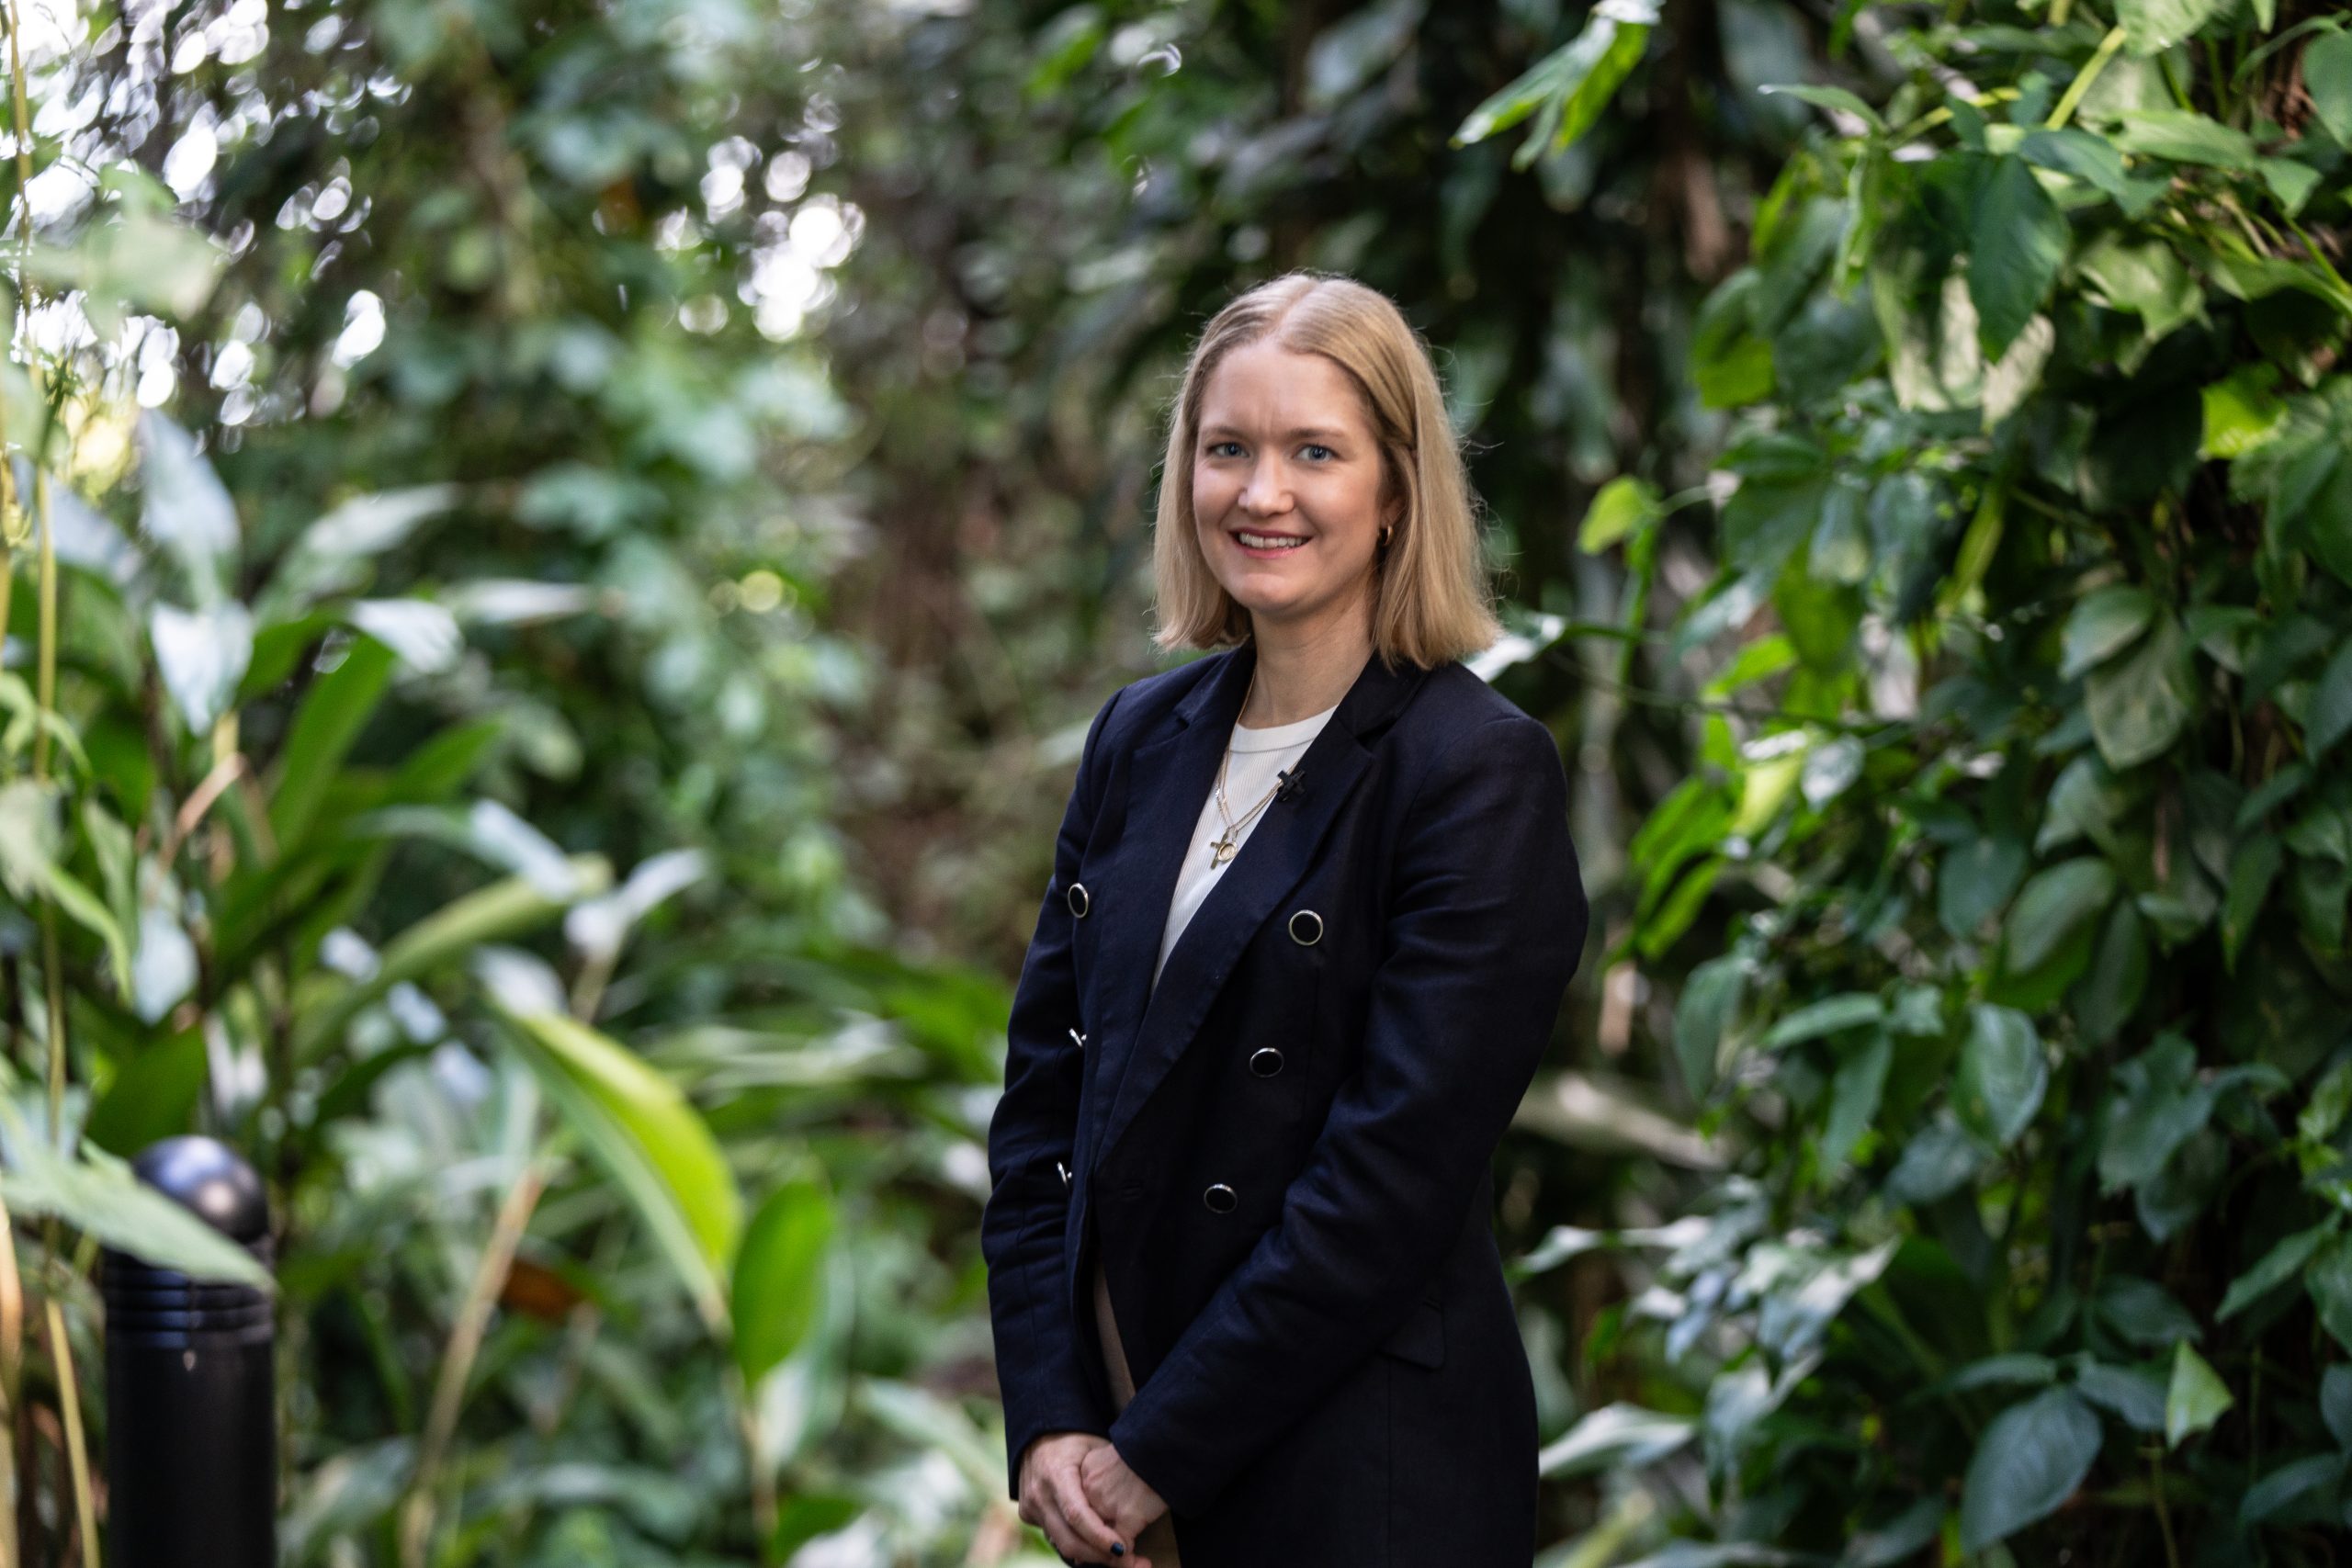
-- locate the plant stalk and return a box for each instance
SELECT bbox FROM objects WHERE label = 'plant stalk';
[398,1156,549,1568]
[40,1301,93,1568]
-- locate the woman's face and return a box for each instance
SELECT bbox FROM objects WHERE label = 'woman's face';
[1191,340,1396,635]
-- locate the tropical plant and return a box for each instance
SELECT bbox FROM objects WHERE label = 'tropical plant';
[1529,0,2352,1560]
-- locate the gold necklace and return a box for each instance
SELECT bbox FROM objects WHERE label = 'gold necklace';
[1207,668,1283,867]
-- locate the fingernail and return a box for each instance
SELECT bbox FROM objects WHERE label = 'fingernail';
[1110,1545,1125,1557]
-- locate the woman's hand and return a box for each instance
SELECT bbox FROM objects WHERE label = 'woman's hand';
[1078,1442,1170,1545]
[1017,1431,1150,1565]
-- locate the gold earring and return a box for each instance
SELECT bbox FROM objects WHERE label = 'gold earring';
[1379,525,1394,547]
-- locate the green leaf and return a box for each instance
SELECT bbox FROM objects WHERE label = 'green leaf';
[1537,1402,1697,1477]
[0,1109,269,1291]
[2086,612,2195,769]
[504,1006,743,1327]
[1960,1388,2102,1552]
[290,859,610,1061]
[268,634,396,852]
[2018,128,2130,202]
[1940,834,2029,939]
[1758,82,1884,131]
[731,1177,835,1385]
[1578,476,1663,554]
[2005,858,2118,976]
[1673,955,1747,1099]
[2323,1364,2352,1450]
[2164,1341,2233,1448]
[2200,366,2290,458]
[1452,1,1657,165]
[1955,1004,2046,1147]
[1762,991,1884,1048]
[2108,108,2258,167]
[2075,1359,2167,1431]
[2077,237,2202,344]
[2097,1275,2201,1348]
[2309,638,2352,756]
[2222,832,2283,971]
[2241,1452,2350,1525]
[2098,1034,2213,1190]
[1969,155,2071,358]
[1821,1033,1892,1171]
[2117,0,2222,55]
[2218,1223,2333,1319]
[2305,28,2352,148]
[2058,583,2154,680]
[2308,1236,2352,1353]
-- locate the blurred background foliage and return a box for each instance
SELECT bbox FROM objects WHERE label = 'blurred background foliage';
[0,0,2346,1562]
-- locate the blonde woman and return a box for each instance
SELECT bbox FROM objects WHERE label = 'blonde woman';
[982,272,1589,1566]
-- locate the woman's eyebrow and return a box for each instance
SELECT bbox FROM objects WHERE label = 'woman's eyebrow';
[1201,423,1351,441]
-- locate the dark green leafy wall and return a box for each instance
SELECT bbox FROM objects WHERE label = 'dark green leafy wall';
[1538,1,2352,1558]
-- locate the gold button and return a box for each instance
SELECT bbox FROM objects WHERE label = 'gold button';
[1203,1183,1237,1213]
[1249,1047,1284,1077]
[1067,881,1091,918]
[1288,908,1323,945]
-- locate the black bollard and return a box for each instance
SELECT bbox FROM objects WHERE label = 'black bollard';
[99,1136,276,1568]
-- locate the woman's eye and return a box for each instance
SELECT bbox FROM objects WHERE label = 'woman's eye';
[1300,444,1334,461]
[1206,441,1241,457]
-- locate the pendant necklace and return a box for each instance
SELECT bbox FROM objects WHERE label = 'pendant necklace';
[1207,666,1285,868]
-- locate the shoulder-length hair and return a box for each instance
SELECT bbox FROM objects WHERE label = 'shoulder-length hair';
[1148,271,1504,670]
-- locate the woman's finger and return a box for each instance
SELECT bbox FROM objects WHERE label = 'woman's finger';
[1050,1466,1130,1562]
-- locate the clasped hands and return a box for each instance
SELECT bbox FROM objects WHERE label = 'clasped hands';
[1016,1431,1169,1566]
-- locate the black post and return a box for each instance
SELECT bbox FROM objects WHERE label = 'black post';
[99,1136,276,1568]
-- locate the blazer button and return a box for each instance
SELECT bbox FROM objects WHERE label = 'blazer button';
[1067,881,1091,919]
[1203,1182,1237,1213]
[1249,1046,1284,1077]
[1288,908,1323,945]
[1057,1160,1072,1191]
[1069,1025,1088,1051]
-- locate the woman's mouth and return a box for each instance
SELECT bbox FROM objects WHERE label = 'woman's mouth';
[1230,529,1309,558]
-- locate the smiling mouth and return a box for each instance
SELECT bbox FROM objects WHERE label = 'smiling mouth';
[1231,529,1309,552]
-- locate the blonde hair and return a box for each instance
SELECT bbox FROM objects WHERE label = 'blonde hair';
[1148,271,1504,670]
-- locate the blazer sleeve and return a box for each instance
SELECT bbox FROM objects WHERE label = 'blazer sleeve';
[980,683,1124,1502]
[1102,711,1589,1518]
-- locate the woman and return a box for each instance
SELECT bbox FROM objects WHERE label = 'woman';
[981,271,1589,1567]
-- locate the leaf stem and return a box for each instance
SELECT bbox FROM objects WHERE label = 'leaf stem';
[398,1155,551,1568]
[2046,26,2128,130]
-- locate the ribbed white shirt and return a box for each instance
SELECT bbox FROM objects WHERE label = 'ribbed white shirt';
[1150,700,1340,993]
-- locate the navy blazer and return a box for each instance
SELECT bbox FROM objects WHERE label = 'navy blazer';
[982,637,1589,1565]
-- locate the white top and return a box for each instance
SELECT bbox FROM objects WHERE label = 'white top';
[1150,699,1341,993]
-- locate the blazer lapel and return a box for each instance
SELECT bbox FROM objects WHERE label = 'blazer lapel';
[1090,638,1434,1171]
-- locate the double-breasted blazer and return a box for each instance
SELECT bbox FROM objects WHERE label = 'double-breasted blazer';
[981,637,1589,1566]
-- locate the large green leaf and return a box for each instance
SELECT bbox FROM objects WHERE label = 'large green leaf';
[2058,583,2154,679]
[1969,155,2070,357]
[2308,1236,2352,1353]
[2303,28,2352,149]
[731,1177,835,1385]
[268,633,396,852]
[503,1006,743,1327]
[2086,613,2195,769]
[1959,1388,2102,1552]
[2004,858,2117,976]
[2117,0,2222,54]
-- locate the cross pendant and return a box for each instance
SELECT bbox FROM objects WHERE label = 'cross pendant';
[1208,835,1237,868]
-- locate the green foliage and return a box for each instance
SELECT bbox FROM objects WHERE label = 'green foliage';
[1550,0,2352,1557]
